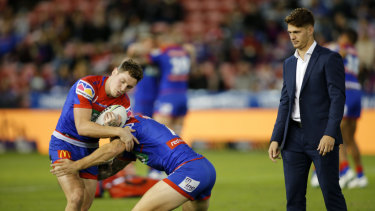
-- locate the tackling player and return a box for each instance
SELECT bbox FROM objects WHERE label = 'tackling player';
[51,115,216,211]
[49,59,143,211]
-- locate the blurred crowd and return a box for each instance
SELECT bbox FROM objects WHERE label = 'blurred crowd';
[1,0,375,108]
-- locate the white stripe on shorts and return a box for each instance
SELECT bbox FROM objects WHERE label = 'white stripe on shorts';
[53,130,99,148]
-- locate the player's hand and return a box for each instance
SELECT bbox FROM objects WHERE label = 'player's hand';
[50,159,78,177]
[268,141,281,162]
[118,126,139,152]
[103,112,122,127]
[317,135,335,156]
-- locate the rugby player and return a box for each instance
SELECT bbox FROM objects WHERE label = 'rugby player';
[51,115,216,211]
[129,28,196,179]
[49,59,143,211]
[150,31,195,135]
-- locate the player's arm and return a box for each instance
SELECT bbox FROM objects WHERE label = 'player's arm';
[183,43,197,71]
[74,108,138,151]
[51,139,127,177]
[127,42,152,65]
[97,159,131,180]
[74,108,125,138]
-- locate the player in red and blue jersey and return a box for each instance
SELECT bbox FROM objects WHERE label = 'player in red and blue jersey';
[311,29,368,189]
[49,59,143,211]
[149,32,195,135]
[51,115,216,211]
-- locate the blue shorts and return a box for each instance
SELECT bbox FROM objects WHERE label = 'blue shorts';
[49,136,98,179]
[134,100,155,117]
[344,89,362,118]
[154,93,188,117]
[163,157,216,201]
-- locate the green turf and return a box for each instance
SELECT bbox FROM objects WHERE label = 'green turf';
[0,150,374,210]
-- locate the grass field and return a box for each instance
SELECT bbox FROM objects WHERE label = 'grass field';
[0,150,374,211]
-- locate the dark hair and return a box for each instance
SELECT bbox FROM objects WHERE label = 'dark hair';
[342,28,358,44]
[118,59,143,82]
[285,8,314,27]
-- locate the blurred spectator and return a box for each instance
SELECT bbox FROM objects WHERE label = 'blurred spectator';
[233,61,258,91]
[0,0,374,108]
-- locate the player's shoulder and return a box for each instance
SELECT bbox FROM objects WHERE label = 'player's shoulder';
[74,75,105,100]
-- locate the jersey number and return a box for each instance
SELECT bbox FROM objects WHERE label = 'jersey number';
[170,57,190,75]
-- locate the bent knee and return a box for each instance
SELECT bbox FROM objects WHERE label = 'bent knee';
[67,189,85,205]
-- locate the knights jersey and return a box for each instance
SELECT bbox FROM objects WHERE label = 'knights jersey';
[149,45,191,95]
[55,75,132,143]
[327,43,360,90]
[120,115,203,175]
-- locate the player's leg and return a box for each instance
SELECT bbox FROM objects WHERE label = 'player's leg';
[81,178,98,211]
[132,180,188,211]
[57,173,86,211]
[339,119,355,188]
[346,119,368,188]
[153,113,173,127]
[182,199,210,211]
[50,137,99,210]
[172,116,185,135]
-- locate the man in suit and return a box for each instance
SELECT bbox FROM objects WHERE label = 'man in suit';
[268,8,347,211]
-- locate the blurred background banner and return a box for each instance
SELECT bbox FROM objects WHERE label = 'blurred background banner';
[22,89,375,109]
[1,108,375,155]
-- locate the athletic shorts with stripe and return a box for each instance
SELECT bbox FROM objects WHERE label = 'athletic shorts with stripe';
[163,157,216,201]
[49,135,98,180]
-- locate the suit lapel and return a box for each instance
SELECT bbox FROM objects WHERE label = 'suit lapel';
[301,45,321,92]
[287,57,297,98]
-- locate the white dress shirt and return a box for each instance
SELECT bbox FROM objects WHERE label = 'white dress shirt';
[291,41,317,122]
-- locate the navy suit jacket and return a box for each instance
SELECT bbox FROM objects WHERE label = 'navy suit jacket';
[271,44,346,150]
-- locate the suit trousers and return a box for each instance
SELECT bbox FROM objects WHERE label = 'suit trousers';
[281,123,347,211]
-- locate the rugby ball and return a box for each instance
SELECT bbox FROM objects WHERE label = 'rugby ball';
[95,105,127,127]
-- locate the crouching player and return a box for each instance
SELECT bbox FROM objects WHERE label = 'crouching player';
[51,115,216,211]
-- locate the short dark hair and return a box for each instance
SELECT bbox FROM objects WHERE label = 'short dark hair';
[342,28,358,44]
[285,8,314,27]
[118,59,143,82]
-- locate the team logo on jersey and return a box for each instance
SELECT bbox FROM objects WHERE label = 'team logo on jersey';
[58,150,71,159]
[178,177,200,193]
[76,80,95,100]
[166,137,186,150]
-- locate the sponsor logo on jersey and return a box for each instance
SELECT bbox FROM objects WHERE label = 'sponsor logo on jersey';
[76,80,95,100]
[178,177,200,193]
[166,137,186,150]
[134,152,149,164]
[58,150,71,159]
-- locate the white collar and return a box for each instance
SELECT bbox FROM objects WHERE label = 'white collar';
[294,41,317,60]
